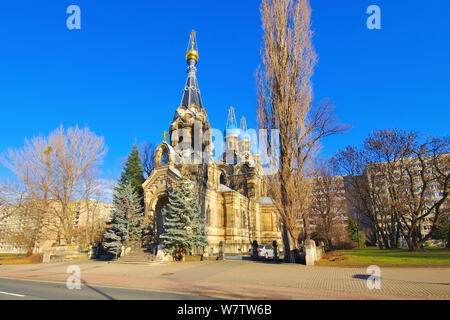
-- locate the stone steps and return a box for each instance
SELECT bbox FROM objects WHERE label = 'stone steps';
[116,247,158,265]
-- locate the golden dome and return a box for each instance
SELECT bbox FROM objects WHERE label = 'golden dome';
[186,31,199,62]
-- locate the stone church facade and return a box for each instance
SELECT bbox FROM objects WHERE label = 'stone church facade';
[142,33,282,255]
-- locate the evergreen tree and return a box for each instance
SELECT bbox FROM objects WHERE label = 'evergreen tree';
[160,178,208,260]
[121,183,146,241]
[103,183,145,257]
[103,193,129,257]
[347,217,365,248]
[432,214,449,244]
[116,144,145,202]
[187,187,208,249]
[114,144,146,241]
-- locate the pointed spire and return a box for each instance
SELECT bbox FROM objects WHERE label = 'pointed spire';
[226,106,238,130]
[186,30,199,62]
[181,30,203,108]
[240,117,247,131]
[238,116,250,142]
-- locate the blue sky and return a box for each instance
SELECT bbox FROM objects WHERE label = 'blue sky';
[0,0,449,181]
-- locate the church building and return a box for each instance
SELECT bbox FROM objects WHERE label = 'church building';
[142,32,282,255]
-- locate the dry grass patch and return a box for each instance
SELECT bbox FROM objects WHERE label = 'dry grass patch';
[321,251,346,263]
[0,253,43,265]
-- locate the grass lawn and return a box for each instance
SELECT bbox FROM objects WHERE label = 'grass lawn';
[317,247,450,267]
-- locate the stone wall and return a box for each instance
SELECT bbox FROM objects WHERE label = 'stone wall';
[43,245,90,263]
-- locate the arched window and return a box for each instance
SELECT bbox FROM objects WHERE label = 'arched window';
[161,149,169,164]
[206,206,211,225]
[220,173,226,185]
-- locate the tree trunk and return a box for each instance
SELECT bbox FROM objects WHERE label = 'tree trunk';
[447,222,450,248]
[282,225,297,263]
[406,236,418,251]
[303,216,311,240]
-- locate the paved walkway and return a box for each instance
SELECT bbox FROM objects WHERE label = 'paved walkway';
[0,260,449,300]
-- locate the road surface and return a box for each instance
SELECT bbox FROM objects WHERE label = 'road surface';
[0,277,215,300]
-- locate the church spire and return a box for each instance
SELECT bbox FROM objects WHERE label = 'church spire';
[226,106,238,130]
[181,30,203,108]
[240,116,247,131]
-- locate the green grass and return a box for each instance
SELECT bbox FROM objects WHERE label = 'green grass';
[318,247,450,267]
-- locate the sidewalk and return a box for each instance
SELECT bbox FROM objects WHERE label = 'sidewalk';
[0,259,449,300]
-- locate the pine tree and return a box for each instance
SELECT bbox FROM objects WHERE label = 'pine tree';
[121,183,146,241]
[347,217,364,248]
[432,214,449,243]
[187,187,208,249]
[116,144,145,202]
[160,178,207,261]
[103,183,145,256]
[114,144,146,241]
[103,193,129,257]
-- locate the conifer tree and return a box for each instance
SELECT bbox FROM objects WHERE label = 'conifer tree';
[160,178,207,260]
[114,144,147,241]
[116,144,145,202]
[103,183,145,256]
[103,192,129,257]
[121,183,146,241]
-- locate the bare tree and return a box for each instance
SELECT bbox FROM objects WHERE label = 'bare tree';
[395,136,449,250]
[0,180,28,219]
[73,171,108,247]
[140,142,156,179]
[310,160,350,249]
[0,180,41,255]
[256,0,349,262]
[1,125,107,248]
[335,130,449,251]
[0,138,54,254]
[365,129,417,248]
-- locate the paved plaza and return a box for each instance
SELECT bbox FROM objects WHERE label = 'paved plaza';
[0,260,449,300]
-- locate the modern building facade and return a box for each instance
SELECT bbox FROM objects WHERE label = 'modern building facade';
[0,199,113,254]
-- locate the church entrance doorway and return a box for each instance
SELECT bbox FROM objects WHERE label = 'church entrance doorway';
[155,195,169,244]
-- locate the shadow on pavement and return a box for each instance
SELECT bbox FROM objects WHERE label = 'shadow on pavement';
[80,279,115,300]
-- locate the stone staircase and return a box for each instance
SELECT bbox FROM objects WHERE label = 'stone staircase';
[116,247,159,265]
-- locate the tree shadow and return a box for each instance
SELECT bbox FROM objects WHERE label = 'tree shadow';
[239,256,306,265]
[80,278,115,300]
[353,274,381,281]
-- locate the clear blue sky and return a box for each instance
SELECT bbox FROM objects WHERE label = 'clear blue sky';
[0,0,449,181]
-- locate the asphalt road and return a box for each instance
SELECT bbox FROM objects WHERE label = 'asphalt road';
[0,277,215,300]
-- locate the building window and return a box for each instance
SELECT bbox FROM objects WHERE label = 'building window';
[161,149,169,164]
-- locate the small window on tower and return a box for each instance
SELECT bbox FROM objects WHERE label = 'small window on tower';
[161,149,169,164]
[220,173,226,185]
